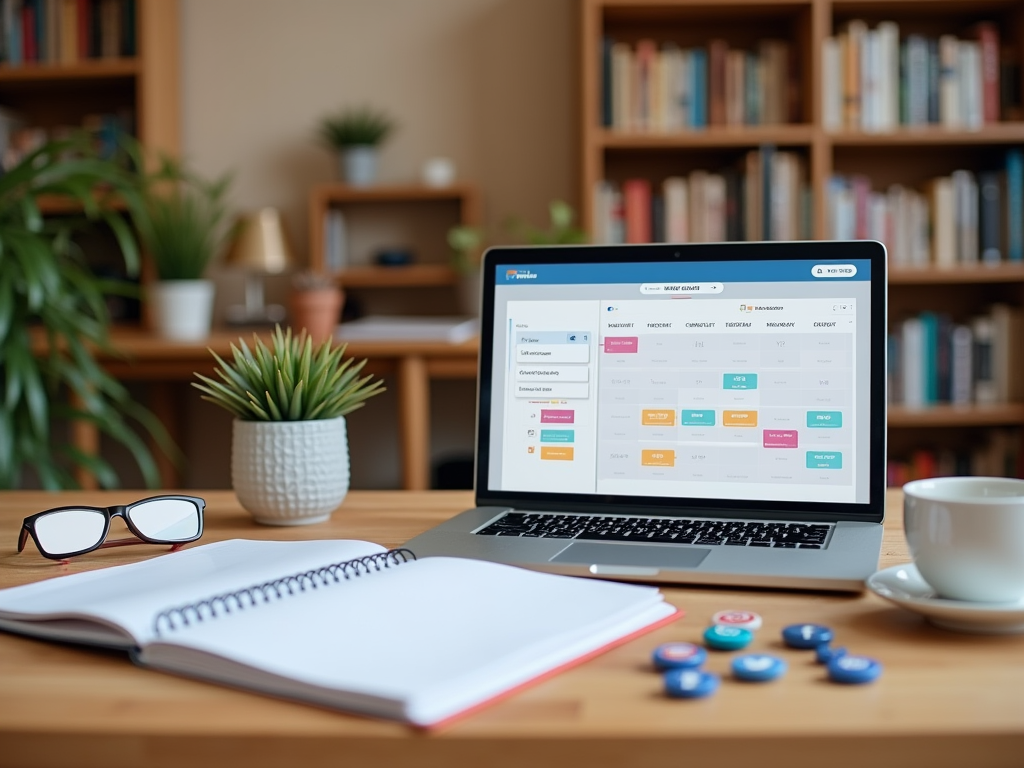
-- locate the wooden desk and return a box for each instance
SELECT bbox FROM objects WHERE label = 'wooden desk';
[82,328,479,491]
[0,489,1021,768]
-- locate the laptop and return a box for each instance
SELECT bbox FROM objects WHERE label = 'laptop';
[405,241,887,591]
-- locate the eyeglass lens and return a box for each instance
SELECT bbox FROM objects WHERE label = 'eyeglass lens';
[127,499,201,542]
[33,509,106,555]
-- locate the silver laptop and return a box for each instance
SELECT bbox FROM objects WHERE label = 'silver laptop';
[405,241,887,591]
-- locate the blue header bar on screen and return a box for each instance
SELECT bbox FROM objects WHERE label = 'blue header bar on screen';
[496,260,872,285]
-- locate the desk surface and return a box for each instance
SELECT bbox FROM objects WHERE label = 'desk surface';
[0,490,1021,768]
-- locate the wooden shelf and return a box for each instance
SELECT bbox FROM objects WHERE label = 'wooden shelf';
[889,263,1024,284]
[888,404,1024,428]
[36,193,128,215]
[333,264,459,288]
[828,124,1024,146]
[312,183,479,204]
[0,59,139,83]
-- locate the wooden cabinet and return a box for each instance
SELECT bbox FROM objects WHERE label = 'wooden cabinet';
[579,0,1024,480]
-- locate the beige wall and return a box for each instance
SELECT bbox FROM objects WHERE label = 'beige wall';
[178,0,579,488]
[181,0,579,259]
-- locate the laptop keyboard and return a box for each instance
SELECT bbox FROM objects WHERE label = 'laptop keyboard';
[475,512,830,549]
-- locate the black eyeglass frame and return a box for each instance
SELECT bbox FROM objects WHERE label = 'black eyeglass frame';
[17,494,206,560]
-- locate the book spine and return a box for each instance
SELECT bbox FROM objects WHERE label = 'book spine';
[972,21,1000,124]
[691,48,706,128]
[926,37,940,125]
[901,316,925,407]
[950,324,973,405]
[761,144,774,240]
[973,315,997,404]
[1006,148,1023,261]
[623,178,652,244]
[978,170,1001,264]
[906,35,929,126]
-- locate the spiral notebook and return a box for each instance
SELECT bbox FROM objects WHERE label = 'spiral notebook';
[0,539,678,727]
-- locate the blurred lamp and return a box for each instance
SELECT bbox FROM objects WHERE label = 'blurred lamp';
[224,208,293,324]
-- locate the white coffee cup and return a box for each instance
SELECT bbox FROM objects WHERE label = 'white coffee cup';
[903,476,1024,603]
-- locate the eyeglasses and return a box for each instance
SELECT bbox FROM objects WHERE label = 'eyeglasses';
[18,495,205,561]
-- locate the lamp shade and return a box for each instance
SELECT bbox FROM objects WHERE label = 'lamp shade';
[225,208,293,274]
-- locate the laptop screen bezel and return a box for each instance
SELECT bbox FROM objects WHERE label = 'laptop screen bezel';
[473,241,887,524]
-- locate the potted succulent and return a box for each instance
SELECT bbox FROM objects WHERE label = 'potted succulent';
[317,106,396,187]
[289,270,345,345]
[193,325,385,525]
[133,156,234,341]
[0,133,171,489]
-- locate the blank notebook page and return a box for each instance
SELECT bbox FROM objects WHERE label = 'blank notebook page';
[139,556,671,725]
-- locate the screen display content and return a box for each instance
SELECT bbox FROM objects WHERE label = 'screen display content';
[486,257,876,507]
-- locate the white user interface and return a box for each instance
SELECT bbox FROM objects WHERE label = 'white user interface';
[487,260,872,505]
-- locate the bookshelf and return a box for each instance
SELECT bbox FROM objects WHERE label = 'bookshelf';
[580,0,1024,481]
[308,183,481,316]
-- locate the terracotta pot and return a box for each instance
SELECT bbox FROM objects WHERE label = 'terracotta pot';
[288,286,344,345]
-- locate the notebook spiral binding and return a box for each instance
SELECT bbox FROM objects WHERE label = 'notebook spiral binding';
[152,548,416,637]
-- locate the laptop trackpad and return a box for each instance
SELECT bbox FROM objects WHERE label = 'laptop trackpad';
[550,542,710,570]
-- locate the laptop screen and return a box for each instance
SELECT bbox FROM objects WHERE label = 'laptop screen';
[475,242,887,521]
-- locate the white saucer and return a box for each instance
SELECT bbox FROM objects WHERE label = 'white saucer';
[866,564,1024,634]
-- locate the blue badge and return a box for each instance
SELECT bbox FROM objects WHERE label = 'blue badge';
[732,654,787,682]
[828,654,882,684]
[664,668,720,699]
[653,642,707,670]
[782,623,834,649]
[703,624,754,650]
[815,644,847,665]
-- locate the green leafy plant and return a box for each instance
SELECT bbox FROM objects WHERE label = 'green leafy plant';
[317,106,396,149]
[131,155,234,281]
[193,325,385,421]
[447,200,588,274]
[0,134,173,489]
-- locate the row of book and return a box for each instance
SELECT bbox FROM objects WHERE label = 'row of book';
[0,107,132,168]
[822,19,1010,132]
[593,147,810,245]
[827,149,1024,267]
[888,304,1023,409]
[599,36,793,132]
[0,0,136,66]
[886,429,1022,487]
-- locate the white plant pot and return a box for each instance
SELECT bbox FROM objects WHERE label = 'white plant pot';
[150,280,215,341]
[340,146,378,187]
[232,417,350,526]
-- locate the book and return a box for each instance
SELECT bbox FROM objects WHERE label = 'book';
[336,316,479,344]
[978,170,1002,264]
[0,539,678,727]
[1006,148,1023,261]
[623,177,651,243]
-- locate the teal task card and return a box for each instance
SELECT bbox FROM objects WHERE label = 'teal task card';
[807,411,842,428]
[723,373,758,390]
[540,430,575,443]
[682,410,716,426]
[806,452,843,469]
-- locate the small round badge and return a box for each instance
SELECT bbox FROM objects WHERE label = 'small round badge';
[652,642,708,670]
[815,644,847,665]
[711,610,763,631]
[703,624,754,651]
[731,654,787,682]
[782,623,834,649]
[664,668,720,699]
[828,654,882,684]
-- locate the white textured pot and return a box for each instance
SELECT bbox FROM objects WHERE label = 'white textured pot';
[149,279,215,341]
[232,417,350,526]
[340,146,378,187]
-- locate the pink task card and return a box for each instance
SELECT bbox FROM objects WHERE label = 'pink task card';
[763,430,798,448]
[541,409,575,424]
[603,337,638,353]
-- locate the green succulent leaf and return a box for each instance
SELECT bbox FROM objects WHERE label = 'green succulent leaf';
[192,325,385,421]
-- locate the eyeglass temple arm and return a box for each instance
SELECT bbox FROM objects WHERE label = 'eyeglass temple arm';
[98,537,186,552]
[17,526,29,553]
